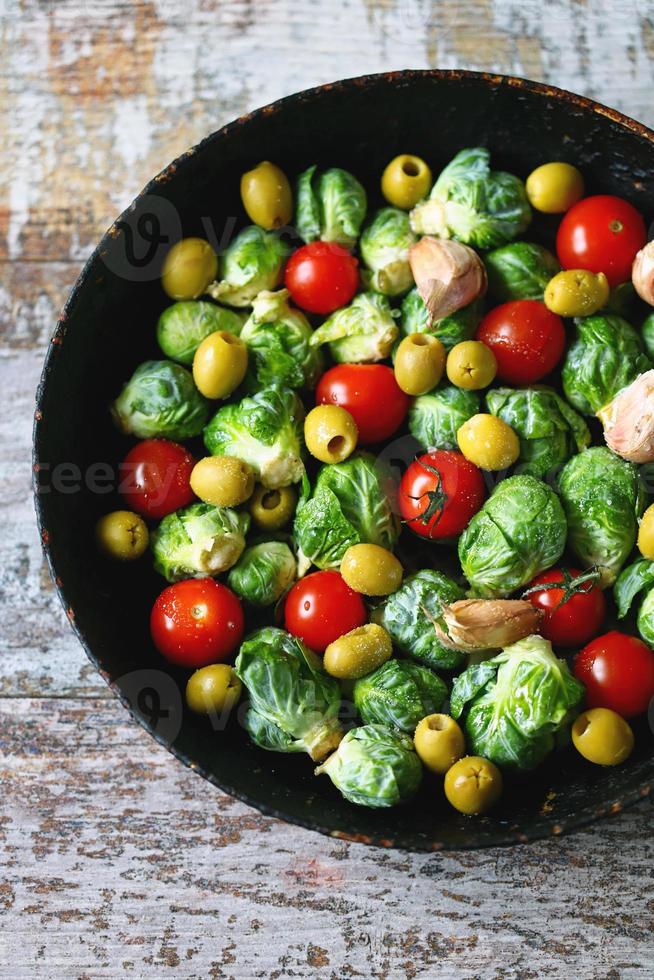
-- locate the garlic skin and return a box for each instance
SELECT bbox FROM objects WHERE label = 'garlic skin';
[408,237,487,325]
[598,369,654,463]
[433,599,543,652]
[632,241,654,306]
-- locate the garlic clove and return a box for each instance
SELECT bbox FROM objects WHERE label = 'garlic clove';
[599,369,654,463]
[632,240,654,306]
[434,598,543,652]
[408,237,487,325]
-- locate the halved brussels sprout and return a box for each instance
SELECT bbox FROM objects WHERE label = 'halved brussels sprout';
[410,148,531,249]
[235,627,342,761]
[450,634,584,770]
[360,207,416,296]
[240,289,323,390]
[295,165,367,248]
[310,291,399,363]
[207,226,289,307]
[151,502,249,582]
[204,384,305,489]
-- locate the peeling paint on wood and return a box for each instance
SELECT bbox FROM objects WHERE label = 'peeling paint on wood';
[2,1,654,975]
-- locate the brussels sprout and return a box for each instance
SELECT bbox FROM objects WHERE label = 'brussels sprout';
[295,165,367,248]
[111,360,209,440]
[156,301,245,364]
[642,311,654,360]
[206,226,289,308]
[484,241,560,301]
[235,627,342,760]
[151,502,249,582]
[486,387,590,478]
[409,383,480,451]
[614,558,654,644]
[400,289,482,351]
[309,292,399,363]
[558,447,643,586]
[315,724,422,808]
[561,314,651,416]
[204,384,305,489]
[374,569,466,671]
[294,453,400,571]
[353,660,448,733]
[360,207,416,296]
[228,541,296,607]
[239,289,323,390]
[410,148,531,249]
[459,475,567,598]
[450,635,584,770]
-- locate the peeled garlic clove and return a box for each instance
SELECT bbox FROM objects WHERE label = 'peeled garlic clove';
[632,241,654,306]
[408,237,487,325]
[433,599,543,652]
[598,369,654,463]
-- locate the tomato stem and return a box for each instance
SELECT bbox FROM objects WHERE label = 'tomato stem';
[522,566,601,611]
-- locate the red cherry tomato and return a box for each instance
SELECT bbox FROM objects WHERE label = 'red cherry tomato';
[574,630,654,718]
[476,300,565,384]
[316,364,409,444]
[556,194,646,287]
[284,570,367,652]
[150,578,244,668]
[525,567,606,647]
[120,439,195,520]
[399,450,485,540]
[284,241,359,314]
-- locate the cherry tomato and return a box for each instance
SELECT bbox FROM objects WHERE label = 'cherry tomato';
[284,570,367,652]
[525,567,606,647]
[575,631,654,718]
[150,578,244,668]
[399,450,485,540]
[316,364,409,444]
[284,241,359,314]
[120,439,195,520]
[476,300,565,385]
[556,194,646,287]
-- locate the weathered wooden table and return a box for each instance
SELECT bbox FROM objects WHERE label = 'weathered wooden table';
[2,2,653,976]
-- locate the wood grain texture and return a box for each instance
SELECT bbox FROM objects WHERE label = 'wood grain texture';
[2,0,654,976]
[2,699,653,979]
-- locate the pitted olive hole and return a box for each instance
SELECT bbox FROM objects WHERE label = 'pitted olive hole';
[402,159,420,177]
[328,435,346,455]
[411,334,430,347]
[427,716,447,731]
[262,490,281,510]
[576,715,590,736]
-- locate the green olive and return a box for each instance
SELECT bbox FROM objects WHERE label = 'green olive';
[381,154,432,210]
[323,624,392,680]
[340,543,403,596]
[457,413,520,471]
[186,664,242,715]
[394,334,446,395]
[304,405,358,464]
[192,330,248,399]
[95,510,149,560]
[444,756,503,815]
[190,456,254,507]
[413,714,466,775]
[240,161,293,230]
[446,340,497,391]
[572,708,634,766]
[250,484,297,531]
[544,269,610,317]
[161,238,218,300]
[525,162,584,214]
